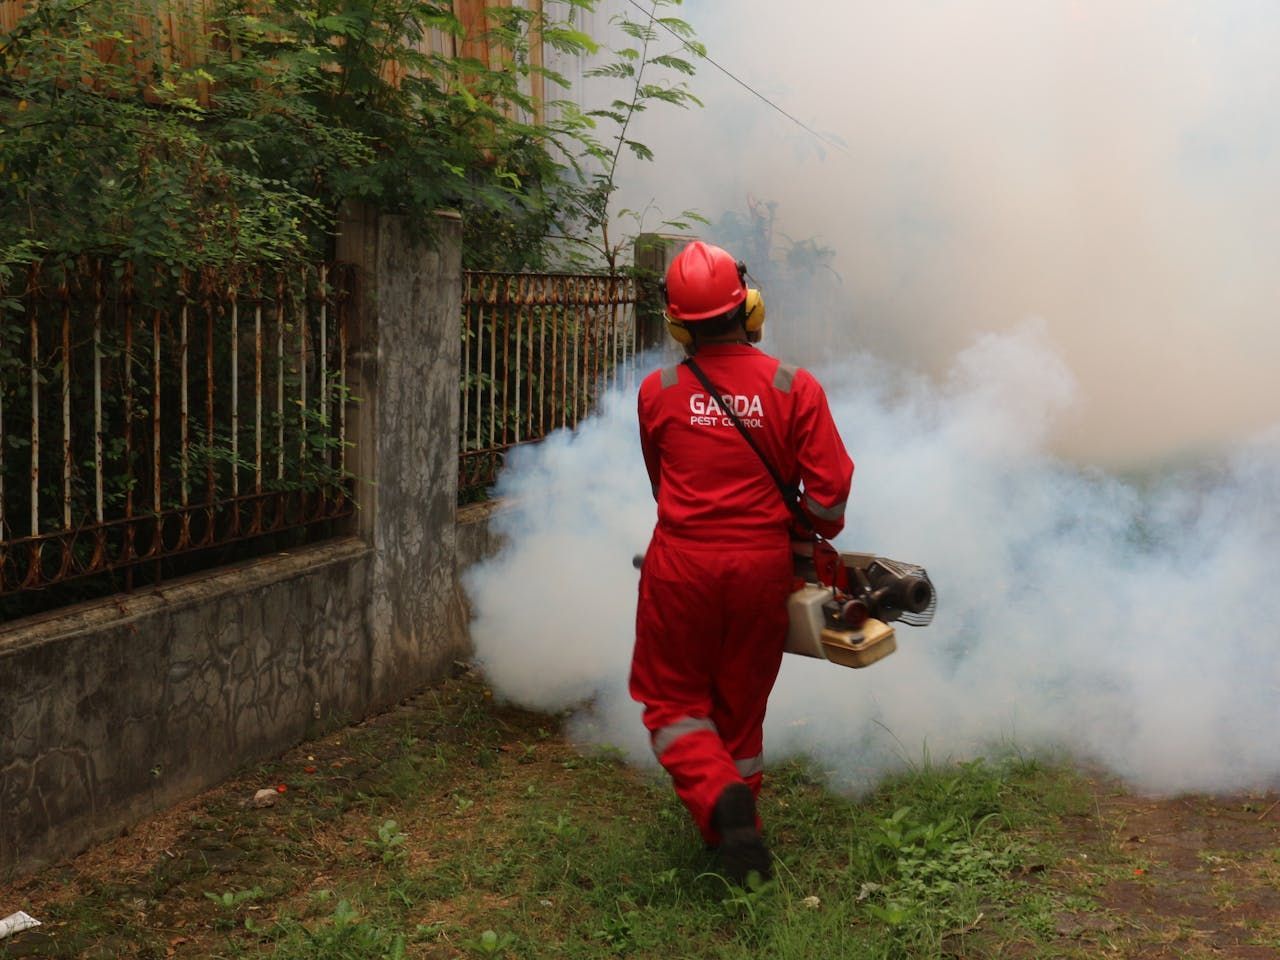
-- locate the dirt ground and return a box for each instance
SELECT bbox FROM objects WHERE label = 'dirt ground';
[1053,787,1280,958]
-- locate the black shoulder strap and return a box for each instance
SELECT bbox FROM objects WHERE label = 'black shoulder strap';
[682,356,814,534]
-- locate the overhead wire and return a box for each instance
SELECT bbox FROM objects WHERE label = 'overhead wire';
[622,0,850,155]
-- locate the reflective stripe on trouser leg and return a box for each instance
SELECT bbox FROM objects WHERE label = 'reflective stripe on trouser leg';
[651,716,719,760]
[652,727,741,843]
[735,754,764,779]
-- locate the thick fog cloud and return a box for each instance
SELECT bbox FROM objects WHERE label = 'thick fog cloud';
[599,0,1280,465]
[466,329,1280,794]
[464,3,1280,794]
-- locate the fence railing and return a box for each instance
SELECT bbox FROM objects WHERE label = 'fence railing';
[460,271,640,497]
[0,260,355,604]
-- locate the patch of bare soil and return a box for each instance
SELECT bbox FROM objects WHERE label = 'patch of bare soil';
[1056,785,1280,959]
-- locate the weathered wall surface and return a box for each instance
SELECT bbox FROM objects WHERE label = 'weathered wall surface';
[0,542,372,874]
[366,215,468,704]
[0,213,470,880]
[456,500,510,571]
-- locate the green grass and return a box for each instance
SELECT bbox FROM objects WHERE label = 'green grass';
[1,673,1118,960]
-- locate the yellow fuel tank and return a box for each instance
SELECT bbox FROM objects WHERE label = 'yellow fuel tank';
[785,584,897,668]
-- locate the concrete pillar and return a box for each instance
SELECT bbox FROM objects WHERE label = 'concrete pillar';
[337,208,470,705]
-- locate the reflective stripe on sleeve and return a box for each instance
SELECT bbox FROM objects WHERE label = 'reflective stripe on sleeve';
[660,365,680,389]
[735,754,764,778]
[651,716,718,758]
[804,493,846,523]
[772,362,797,393]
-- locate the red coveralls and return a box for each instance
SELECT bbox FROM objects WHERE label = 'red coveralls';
[632,343,853,842]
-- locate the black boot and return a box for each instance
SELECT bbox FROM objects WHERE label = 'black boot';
[712,783,771,886]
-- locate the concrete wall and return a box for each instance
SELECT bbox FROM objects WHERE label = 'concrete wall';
[456,500,510,571]
[0,212,469,880]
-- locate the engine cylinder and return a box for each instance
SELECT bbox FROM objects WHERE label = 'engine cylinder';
[886,575,933,615]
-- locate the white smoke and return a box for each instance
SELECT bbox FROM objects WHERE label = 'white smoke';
[597,0,1280,465]
[465,325,1280,794]
[464,1,1280,794]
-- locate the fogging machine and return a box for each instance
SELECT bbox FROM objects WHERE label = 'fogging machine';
[784,545,936,668]
[632,546,936,669]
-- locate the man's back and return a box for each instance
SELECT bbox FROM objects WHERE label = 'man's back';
[638,343,853,546]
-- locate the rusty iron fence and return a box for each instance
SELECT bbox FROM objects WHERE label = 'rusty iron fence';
[460,271,640,497]
[0,260,355,607]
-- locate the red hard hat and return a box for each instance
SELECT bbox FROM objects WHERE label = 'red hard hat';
[664,241,747,322]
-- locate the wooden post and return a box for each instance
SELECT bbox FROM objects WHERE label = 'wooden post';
[633,233,689,352]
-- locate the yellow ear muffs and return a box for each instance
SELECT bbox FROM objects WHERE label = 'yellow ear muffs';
[660,273,759,347]
[665,314,693,346]
[743,288,766,343]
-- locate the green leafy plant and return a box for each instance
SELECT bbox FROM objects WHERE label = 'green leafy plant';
[537,812,581,842]
[365,819,408,867]
[272,899,408,959]
[463,927,516,956]
[204,885,265,909]
[560,0,707,270]
[0,0,341,270]
[203,885,265,930]
[0,0,702,275]
[857,803,1021,929]
[592,905,639,951]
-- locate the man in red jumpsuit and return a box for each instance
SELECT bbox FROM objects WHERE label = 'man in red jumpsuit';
[632,240,854,884]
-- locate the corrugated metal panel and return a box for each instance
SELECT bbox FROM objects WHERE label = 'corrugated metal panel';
[1,0,216,102]
[0,0,547,119]
[1,0,25,32]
